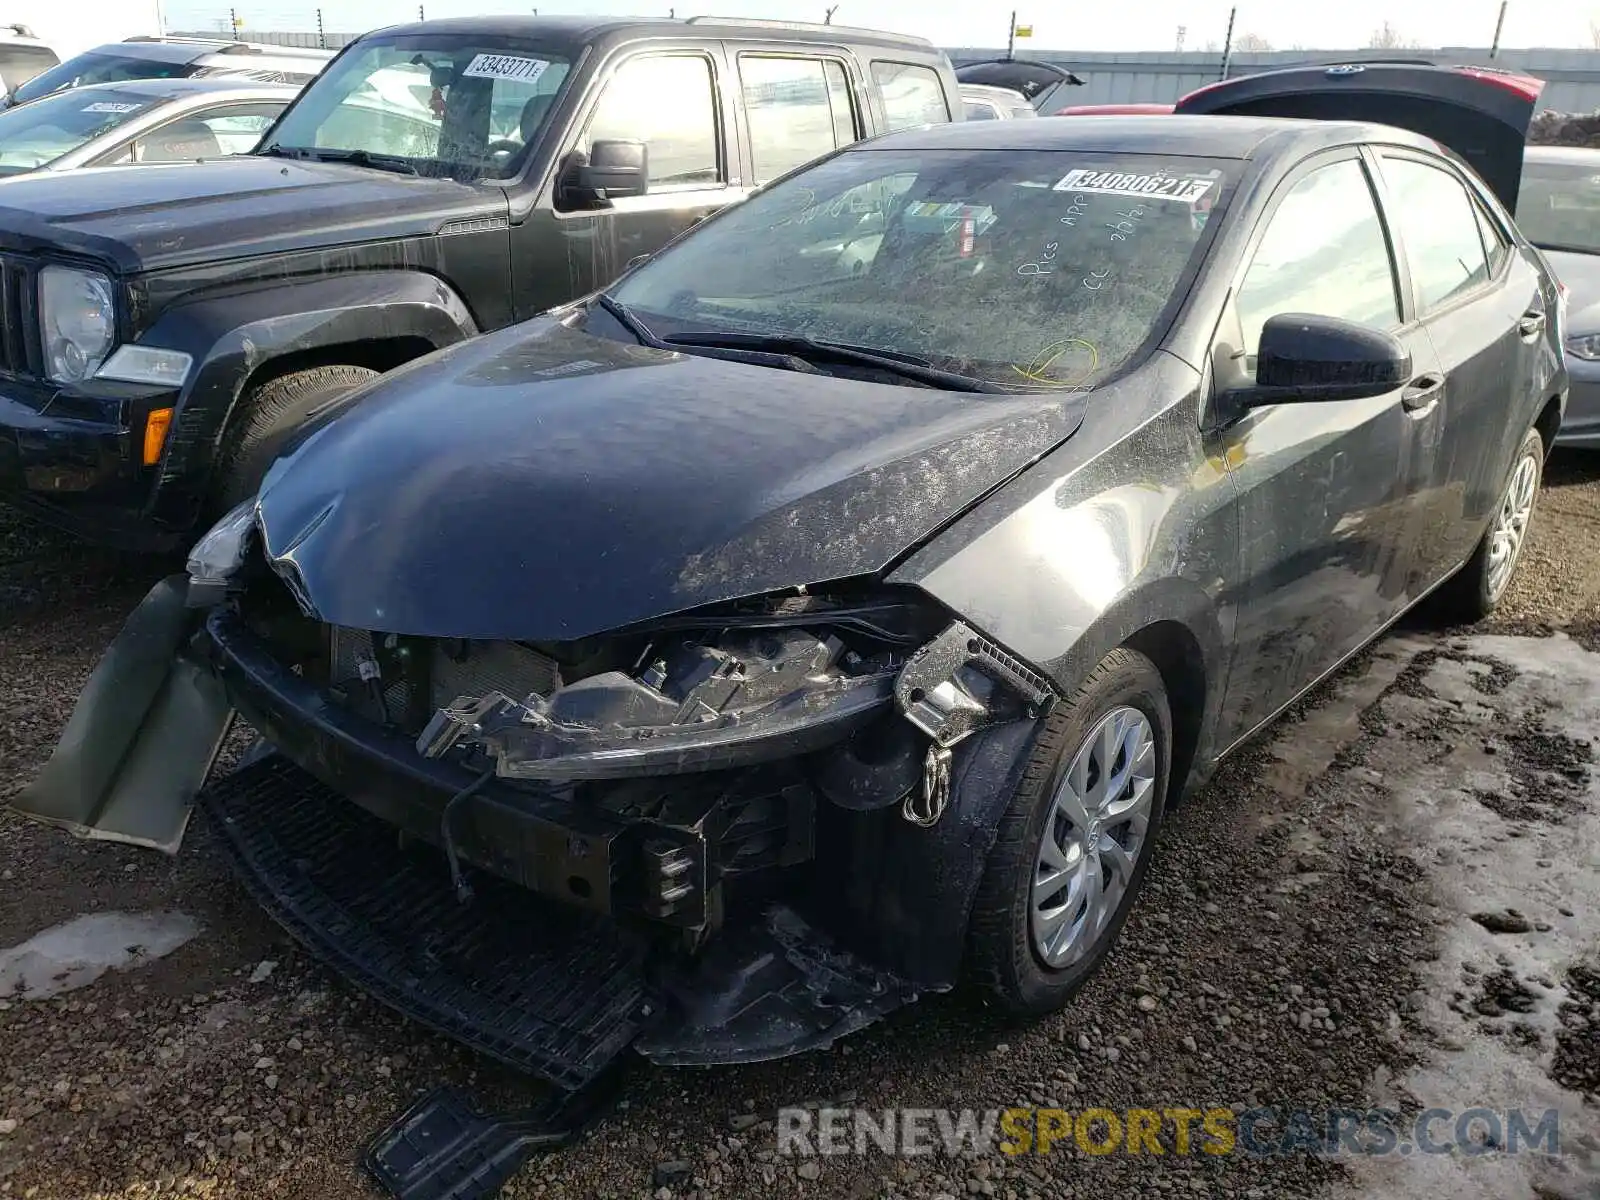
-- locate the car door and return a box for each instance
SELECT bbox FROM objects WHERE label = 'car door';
[516,46,743,317]
[1211,150,1443,744]
[1369,148,1549,594]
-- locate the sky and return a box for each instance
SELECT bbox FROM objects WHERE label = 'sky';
[153,0,1600,52]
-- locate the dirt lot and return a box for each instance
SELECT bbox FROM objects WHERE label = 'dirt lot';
[3,458,1600,1200]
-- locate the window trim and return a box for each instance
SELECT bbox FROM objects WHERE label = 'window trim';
[734,50,862,187]
[1371,147,1501,320]
[868,58,952,131]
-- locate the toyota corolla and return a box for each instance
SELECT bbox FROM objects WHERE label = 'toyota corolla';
[12,66,1565,1109]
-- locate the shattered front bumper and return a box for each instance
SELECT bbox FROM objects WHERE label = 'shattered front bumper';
[195,607,923,1089]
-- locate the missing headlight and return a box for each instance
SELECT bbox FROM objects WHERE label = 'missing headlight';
[417,626,902,781]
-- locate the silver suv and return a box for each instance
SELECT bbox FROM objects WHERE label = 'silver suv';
[1,36,331,110]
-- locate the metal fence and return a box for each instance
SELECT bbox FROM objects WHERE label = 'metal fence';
[175,30,1600,113]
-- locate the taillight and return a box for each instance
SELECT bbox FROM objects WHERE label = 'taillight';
[1557,281,1570,350]
[1451,65,1545,102]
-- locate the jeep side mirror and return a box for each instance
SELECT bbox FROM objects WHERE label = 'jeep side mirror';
[571,139,648,204]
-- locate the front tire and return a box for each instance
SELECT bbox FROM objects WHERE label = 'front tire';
[212,364,378,511]
[966,648,1171,1017]
[1431,425,1544,623]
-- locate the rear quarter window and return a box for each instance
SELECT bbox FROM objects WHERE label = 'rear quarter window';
[871,61,950,132]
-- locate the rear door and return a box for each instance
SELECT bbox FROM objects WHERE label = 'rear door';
[1368,146,1552,593]
[1174,63,1543,213]
[732,47,862,187]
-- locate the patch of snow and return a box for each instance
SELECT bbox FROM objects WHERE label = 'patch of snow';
[1333,634,1600,1200]
[0,911,200,1000]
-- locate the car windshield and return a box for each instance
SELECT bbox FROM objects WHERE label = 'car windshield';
[10,51,193,107]
[610,148,1234,390]
[0,85,159,174]
[1517,156,1600,255]
[260,34,572,181]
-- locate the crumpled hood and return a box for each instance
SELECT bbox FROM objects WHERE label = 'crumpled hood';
[255,319,1089,641]
[0,156,499,274]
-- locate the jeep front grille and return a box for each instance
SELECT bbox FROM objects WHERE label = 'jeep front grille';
[0,255,40,379]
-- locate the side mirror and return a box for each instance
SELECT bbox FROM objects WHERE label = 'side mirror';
[574,139,648,202]
[1234,313,1411,408]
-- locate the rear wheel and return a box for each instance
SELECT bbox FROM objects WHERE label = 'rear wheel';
[966,648,1171,1017]
[212,364,377,511]
[1431,426,1544,623]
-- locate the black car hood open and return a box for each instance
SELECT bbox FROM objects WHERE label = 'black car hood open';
[0,156,500,274]
[253,320,1089,642]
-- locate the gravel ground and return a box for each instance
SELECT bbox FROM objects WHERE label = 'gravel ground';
[2,454,1599,1200]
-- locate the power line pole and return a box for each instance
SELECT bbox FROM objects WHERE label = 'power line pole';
[1005,10,1017,60]
[316,8,325,48]
[1488,0,1508,58]
[1218,6,1237,80]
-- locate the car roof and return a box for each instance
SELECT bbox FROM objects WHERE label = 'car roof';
[863,113,1439,160]
[359,15,937,52]
[86,40,223,64]
[1525,144,1600,166]
[72,76,302,99]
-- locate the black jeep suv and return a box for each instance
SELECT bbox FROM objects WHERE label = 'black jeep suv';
[0,15,958,548]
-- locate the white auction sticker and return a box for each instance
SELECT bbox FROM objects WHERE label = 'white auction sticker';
[461,54,551,83]
[1053,168,1214,202]
[82,101,142,114]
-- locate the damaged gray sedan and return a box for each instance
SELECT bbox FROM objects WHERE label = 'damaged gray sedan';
[12,81,1565,1109]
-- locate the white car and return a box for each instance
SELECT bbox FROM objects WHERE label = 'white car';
[0,76,297,176]
[1,36,330,110]
[0,22,59,101]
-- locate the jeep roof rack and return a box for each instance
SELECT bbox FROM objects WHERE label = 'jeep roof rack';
[683,14,928,41]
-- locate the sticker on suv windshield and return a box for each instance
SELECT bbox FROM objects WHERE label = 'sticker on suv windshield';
[82,102,142,114]
[461,54,551,84]
[1053,168,1214,202]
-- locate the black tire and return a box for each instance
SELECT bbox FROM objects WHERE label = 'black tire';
[1430,426,1545,625]
[966,647,1172,1017]
[212,365,378,511]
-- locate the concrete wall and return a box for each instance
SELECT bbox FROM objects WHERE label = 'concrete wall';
[176,32,1600,114]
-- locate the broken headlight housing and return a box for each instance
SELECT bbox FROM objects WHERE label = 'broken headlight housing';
[186,499,258,606]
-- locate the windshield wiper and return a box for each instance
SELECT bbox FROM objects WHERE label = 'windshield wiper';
[593,294,665,347]
[660,330,1003,392]
[265,146,418,175]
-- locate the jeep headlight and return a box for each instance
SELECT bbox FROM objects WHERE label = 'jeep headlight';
[185,499,258,605]
[39,265,115,384]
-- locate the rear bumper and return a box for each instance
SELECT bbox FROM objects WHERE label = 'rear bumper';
[0,375,185,549]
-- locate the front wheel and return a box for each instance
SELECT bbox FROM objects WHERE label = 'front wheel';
[1431,425,1544,623]
[965,648,1171,1017]
[212,364,378,512]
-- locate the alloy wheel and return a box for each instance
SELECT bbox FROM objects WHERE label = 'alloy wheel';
[1031,705,1157,969]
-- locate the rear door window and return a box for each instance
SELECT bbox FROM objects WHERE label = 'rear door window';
[871,61,950,132]
[738,54,858,185]
[584,53,722,189]
[1380,156,1491,311]
[1236,157,1401,359]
